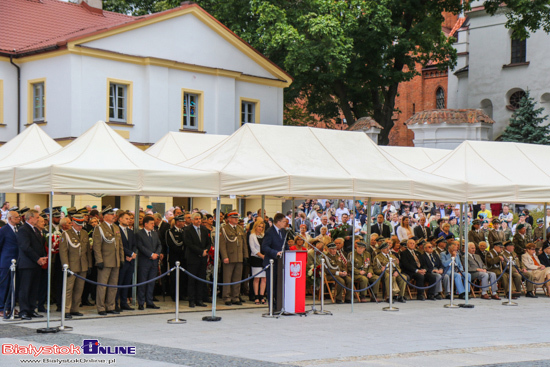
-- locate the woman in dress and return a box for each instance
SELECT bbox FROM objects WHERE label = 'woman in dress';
[438,223,455,241]
[397,216,413,241]
[249,219,267,304]
[298,224,313,244]
[522,243,550,296]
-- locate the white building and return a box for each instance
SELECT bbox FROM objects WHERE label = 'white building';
[447,1,550,139]
[0,0,291,147]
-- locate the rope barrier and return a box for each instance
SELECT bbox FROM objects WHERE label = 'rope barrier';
[395,268,445,290]
[69,267,175,288]
[457,263,509,288]
[323,264,387,292]
[513,264,550,285]
[182,264,270,286]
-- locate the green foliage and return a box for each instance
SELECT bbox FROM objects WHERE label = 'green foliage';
[484,0,550,40]
[501,90,550,145]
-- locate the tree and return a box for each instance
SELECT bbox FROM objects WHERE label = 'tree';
[501,90,550,145]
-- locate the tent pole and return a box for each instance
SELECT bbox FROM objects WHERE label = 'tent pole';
[291,198,295,229]
[261,195,265,221]
[544,203,548,242]
[132,195,139,306]
[203,196,221,321]
[351,197,356,313]
[366,198,372,248]
[70,195,75,208]
[462,202,472,307]
[459,203,464,252]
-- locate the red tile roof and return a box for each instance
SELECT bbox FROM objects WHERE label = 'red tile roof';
[449,16,467,38]
[347,117,383,131]
[405,109,495,125]
[0,0,136,54]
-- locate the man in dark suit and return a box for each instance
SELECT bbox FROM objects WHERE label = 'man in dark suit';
[371,214,391,238]
[413,217,432,240]
[400,239,436,301]
[420,240,444,300]
[16,210,47,320]
[183,213,211,308]
[167,215,187,301]
[135,215,162,310]
[0,210,21,318]
[115,211,136,311]
[294,212,312,233]
[261,213,289,301]
[153,213,170,296]
[539,243,550,267]
[314,215,333,237]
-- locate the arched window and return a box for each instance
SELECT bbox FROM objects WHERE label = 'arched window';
[509,90,526,109]
[436,87,445,109]
[511,33,526,64]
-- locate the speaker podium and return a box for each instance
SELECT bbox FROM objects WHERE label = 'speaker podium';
[275,250,307,315]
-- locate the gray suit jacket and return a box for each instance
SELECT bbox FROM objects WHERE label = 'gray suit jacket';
[465,253,487,274]
[135,229,162,265]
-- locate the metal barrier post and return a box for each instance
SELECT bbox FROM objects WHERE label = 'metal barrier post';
[383,257,398,311]
[168,262,186,324]
[318,259,332,315]
[262,260,276,318]
[4,259,17,322]
[502,256,518,306]
[445,257,460,308]
[57,264,73,331]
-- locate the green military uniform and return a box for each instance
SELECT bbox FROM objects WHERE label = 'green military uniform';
[512,233,528,258]
[503,248,534,293]
[219,222,248,303]
[93,221,124,313]
[373,252,406,298]
[485,247,513,293]
[347,250,372,300]
[488,229,506,248]
[306,248,324,289]
[533,226,545,249]
[326,252,352,302]
[59,227,92,314]
[468,229,485,246]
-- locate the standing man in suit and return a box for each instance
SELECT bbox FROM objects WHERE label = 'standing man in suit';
[219,211,248,306]
[400,239,435,300]
[93,206,124,316]
[59,214,92,318]
[0,210,21,317]
[183,213,211,308]
[17,209,47,320]
[371,214,391,238]
[153,213,170,295]
[465,242,500,300]
[314,215,333,237]
[261,213,289,303]
[135,215,162,310]
[420,241,444,300]
[414,217,432,240]
[116,211,136,311]
[294,212,312,233]
[167,215,187,301]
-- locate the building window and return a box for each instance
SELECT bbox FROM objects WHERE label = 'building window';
[240,98,260,125]
[27,78,46,124]
[509,90,526,109]
[511,34,526,64]
[436,87,445,109]
[106,79,133,125]
[181,89,204,131]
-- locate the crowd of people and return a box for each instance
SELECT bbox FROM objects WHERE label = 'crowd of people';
[0,199,550,320]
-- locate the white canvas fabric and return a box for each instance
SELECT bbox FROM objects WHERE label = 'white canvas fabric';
[146,132,228,164]
[8,121,219,196]
[380,146,451,170]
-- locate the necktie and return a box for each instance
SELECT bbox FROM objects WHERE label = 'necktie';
[429,254,435,267]
[148,231,151,238]
[196,227,201,240]
[123,227,128,238]
[532,255,540,266]
[379,224,382,233]
[423,226,426,238]
[34,227,41,239]
[14,226,18,234]
[412,250,420,267]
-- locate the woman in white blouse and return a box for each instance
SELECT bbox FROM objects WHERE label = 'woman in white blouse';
[397,216,414,242]
[522,243,550,296]
[249,219,267,304]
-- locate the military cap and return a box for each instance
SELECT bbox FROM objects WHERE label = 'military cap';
[492,241,503,248]
[516,223,525,230]
[542,242,550,251]
[537,218,544,224]
[146,205,153,209]
[400,239,408,247]
[417,239,426,247]
[503,240,513,247]
[10,206,19,213]
[472,219,481,225]
[378,242,389,250]
[227,210,239,218]
[72,214,85,224]
[52,206,62,212]
[435,237,446,244]
[410,236,418,241]
[175,214,185,222]
[102,205,115,216]
[428,235,435,241]
[18,207,29,215]
[92,205,98,209]
[492,218,501,224]
[356,242,367,248]
[376,237,385,242]
[355,234,364,240]
[77,207,89,214]
[518,213,525,217]
[52,210,62,218]
[40,213,48,219]
[41,208,50,214]
[327,242,337,249]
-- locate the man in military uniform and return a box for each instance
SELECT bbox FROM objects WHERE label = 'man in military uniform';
[347,242,371,302]
[533,218,545,249]
[325,242,352,304]
[373,241,406,302]
[488,218,506,248]
[434,237,447,255]
[468,219,484,248]
[93,206,124,315]
[167,215,187,301]
[513,223,528,257]
[485,241,517,299]
[219,211,248,305]
[502,240,536,298]
[59,214,92,318]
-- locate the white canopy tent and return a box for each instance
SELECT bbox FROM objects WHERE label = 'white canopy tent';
[146,131,228,164]
[380,146,451,170]
[0,124,62,191]
[181,124,465,201]
[422,140,550,203]
[7,121,219,197]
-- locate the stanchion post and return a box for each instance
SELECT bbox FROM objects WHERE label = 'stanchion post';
[57,264,73,332]
[203,197,222,322]
[382,257,398,312]
[132,195,140,307]
[168,261,186,324]
[262,260,276,318]
[503,256,518,306]
[4,259,17,322]
[444,257,460,308]
[317,259,332,315]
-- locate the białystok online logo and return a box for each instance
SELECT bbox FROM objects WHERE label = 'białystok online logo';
[2,339,136,357]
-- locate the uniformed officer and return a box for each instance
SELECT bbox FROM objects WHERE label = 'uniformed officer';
[167,214,187,301]
[513,223,528,257]
[488,218,506,248]
[434,237,447,255]
[347,242,371,302]
[533,218,545,249]
[468,219,484,248]
[59,214,92,318]
[373,241,407,302]
[326,242,352,304]
[93,206,124,315]
[219,211,248,305]
[502,240,536,298]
